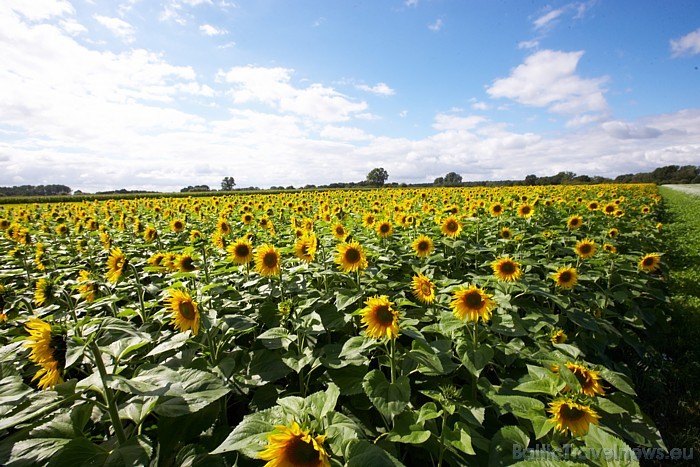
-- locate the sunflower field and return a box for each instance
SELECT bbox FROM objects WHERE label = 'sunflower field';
[0,184,669,466]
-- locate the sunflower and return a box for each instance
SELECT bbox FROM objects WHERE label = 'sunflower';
[258,421,330,467]
[451,285,495,322]
[566,215,583,229]
[608,228,619,238]
[491,257,523,282]
[167,288,200,335]
[547,398,601,437]
[360,295,400,340]
[603,243,617,254]
[34,278,55,307]
[565,362,606,397]
[242,213,254,225]
[411,234,434,258]
[143,227,158,242]
[255,244,282,277]
[587,201,599,211]
[490,203,504,216]
[189,230,203,242]
[335,241,368,273]
[331,222,348,241]
[411,273,436,304]
[227,238,254,265]
[440,216,462,238]
[362,213,376,228]
[24,317,65,390]
[106,247,128,283]
[55,224,69,236]
[638,253,662,272]
[553,266,578,289]
[147,252,166,268]
[376,221,393,238]
[171,219,186,232]
[217,219,231,235]
[517,204,534,218]
[77,270,96,302]
[574,239,597,259]
[294,234,317,264]
[176,254,198,272]
[551,329,568,345]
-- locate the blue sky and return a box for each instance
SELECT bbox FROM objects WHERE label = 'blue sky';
[1,0,699,192]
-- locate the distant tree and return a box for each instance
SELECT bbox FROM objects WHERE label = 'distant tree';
[221,177,236,191]
[366,167,389,186]
[443,172,463,186]
[433,177,445,186]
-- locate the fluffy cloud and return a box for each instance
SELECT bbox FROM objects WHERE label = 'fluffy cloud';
[356,82,395,96]
[94,15,136,43]
[601,121,662,139]
[217,66,368,122]
[428,19,443,32]
[670,27,700,57]
[533,9,564,30]
[199,24,227,36]
[487,49,608,123]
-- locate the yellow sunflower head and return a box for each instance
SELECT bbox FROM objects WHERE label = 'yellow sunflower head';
[331,222,348,241]
[565,362,606,397]
[587,201,599,211]
[144,227,158,242]
[360,295,400,340]
[335,241,368,273]
[547,398,601,437]
[566,215,583,229]
[258,421,330,467]
[226,238,254,265]
[551,329,568,345]
[517,204,534,218]
[24,317,66,390]
[77,270,96,302]
[171,219,186,232]
[499,227,512,240]
[603,243,617,254]
[440,215,462,238]
[217,219,231,235]
[491,257,523,282]
[638,253,662,272]
[603,203,617,215]
[489,203,504,217]
[167,288,200,335]
[608,228,619,238]
[362,213,376,228]
[106,247,128,283]
[553,266,578,289]
[176,254,198,272]
[411,273,436,304]
[294,234,317,264]
[34,278,55,307]
[411,235,434,258]
[255,244,282,277]
[450,285,495,322]
[376,221,393,238]
[575,239,597,259]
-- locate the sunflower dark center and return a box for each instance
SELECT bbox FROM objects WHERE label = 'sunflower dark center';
[502,231,511,238]
[287,436,320,464]
[235,245,250,257]
[374,305,395,325]
[521,207,531,214]
[418,241,430,251]
[464,291,482,308]
[179,301,196,320]
[559,405,586,421]
[579,244,592,254]
[50,334,67,370]
[181,257,195,271]
[499,261,516,274]
[559,271,573,282]
[446,220,458,231]
[263,252,278,268]
[642,257,655,266]
[344,248,360,263]
[380,224,390,233]
[420,282,432,295]
[493,205,502,213]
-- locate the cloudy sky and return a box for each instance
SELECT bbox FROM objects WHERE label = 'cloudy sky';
[1,0,699,192]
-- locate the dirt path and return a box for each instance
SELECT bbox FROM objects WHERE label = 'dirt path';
[662,184,700,197]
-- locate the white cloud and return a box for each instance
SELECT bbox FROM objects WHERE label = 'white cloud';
[356,82,395,96]
[518,39,539,50]
[601,121,662,139]
[533,9,564,30]
[217,65,368,122]
[4,0,74,21]
[470,100,490,111]
[405,0,418,7]
[199,23,227,36]
[320,125,373,141]
[94,15,136,43]
[432,114,486,131]
[670,27,700,57]
[428,19,443,32]
[60,19,87,35]
[218,41,236,49]
[487,49,608,123]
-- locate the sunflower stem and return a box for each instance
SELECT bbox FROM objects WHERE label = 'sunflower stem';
[129,264,147,323]
[437,410,448,467]
[389,338,396,385]
[90,342,127,445]
[200,243,211,284]
[471,322,478,402]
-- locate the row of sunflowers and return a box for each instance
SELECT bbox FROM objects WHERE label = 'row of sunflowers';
[0,184,666,466]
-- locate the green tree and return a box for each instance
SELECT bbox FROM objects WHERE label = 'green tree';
[366,168,389,186]
[443,172,463,186]
[221,177,236,191]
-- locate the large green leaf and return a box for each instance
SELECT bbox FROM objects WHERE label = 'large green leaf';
[489,426,530,467]
[584,424,639,467]
[344,440,406,467]
[386,410,431,445]
[211,406,285,457]
[362,370,410,420]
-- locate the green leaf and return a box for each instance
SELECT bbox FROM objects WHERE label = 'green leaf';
[530,415,555,440]
[327,364,368,395]
[584,424,640,467]
[258,327,296,350]
[325,411,362,455]
[146,332,189,357]
[46,438,106,467]
[489,426,530,467]
[386,410,431,444]
[417,402,442,424]
[406,339,458,376]
[362,370,410,420]
[344,440,406,467]
[599,368,636,396]
[444,421,475,455]
[211,407,285,457]
[514,378,559,396]
[457,341,494,378]
[4,438,73,466]
[335,291,363,312]
[119,397,158,426]
[247,349,293,385]
[491,312,528,336]
[552,343,582,359]
[104,435,153,467]
[489,395,545,420]
[306,383,340,421]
